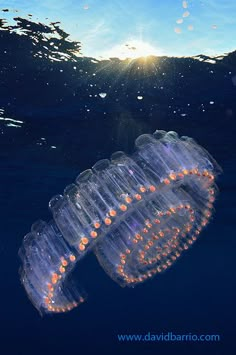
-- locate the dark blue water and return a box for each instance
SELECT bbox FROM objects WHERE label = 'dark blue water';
[0,16,235,355]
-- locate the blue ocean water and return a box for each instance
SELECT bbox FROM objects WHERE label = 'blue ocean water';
[0,14,235,355]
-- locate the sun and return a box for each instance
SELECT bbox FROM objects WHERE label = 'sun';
[103,39,162,60]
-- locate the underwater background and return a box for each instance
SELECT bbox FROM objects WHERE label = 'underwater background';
[0,2,235,354]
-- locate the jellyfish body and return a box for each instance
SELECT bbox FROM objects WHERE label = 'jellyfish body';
[19,130,221,314]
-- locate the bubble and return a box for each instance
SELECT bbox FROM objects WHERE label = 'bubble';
[137,96,143,100]
[183,11,190,18]
[174,27,182,34]
[188,25,194,31]
[176,19,183,24]
[99,93,107,98]
[182,1,188,8]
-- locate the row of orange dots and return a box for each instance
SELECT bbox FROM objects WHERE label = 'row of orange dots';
[77,184,157,252]
[161,169,216,246]
[116,203,199,285]
[160,167,216,239]
[151,190,217,276]
[44,253,83,313]
[151,197,215,276]
[77,167,215,253]
[131,204,196,281]
[188,185,216,233]
[139,227,182,266]
[162,168,215,186]
[116,208,180,283]
[47,300,84,313]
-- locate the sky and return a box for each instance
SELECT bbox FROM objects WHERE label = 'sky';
[2,0,236,59]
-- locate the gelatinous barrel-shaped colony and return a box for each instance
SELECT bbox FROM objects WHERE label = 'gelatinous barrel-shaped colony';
[19,130,221,314]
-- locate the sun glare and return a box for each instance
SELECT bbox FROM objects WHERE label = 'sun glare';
[103,39,162,60]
